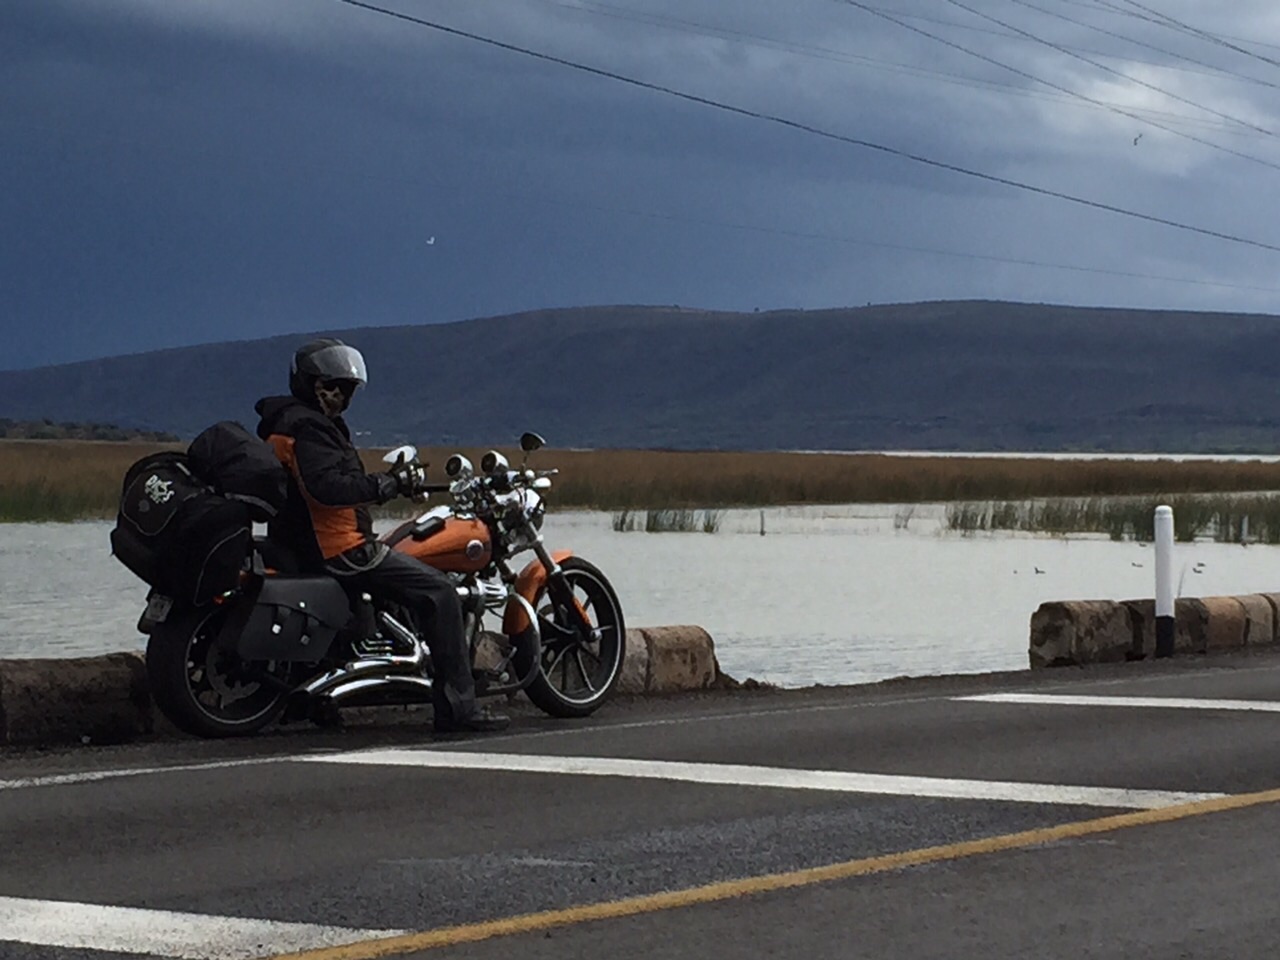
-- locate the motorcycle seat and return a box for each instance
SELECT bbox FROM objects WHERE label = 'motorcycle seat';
[254,536,304,575]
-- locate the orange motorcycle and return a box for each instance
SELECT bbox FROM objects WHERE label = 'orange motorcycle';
[142,433,626,737]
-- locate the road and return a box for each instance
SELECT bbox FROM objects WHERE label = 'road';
[5,651,1280,959]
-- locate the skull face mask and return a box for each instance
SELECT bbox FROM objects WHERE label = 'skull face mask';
[314,378,359,418]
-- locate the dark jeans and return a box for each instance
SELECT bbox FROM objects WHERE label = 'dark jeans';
[325,543,476,722]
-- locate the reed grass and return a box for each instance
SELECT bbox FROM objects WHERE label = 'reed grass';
[610,508,723,533]
[946,493,1280,543]
[0,440,182,522]
[8,439,1280,522]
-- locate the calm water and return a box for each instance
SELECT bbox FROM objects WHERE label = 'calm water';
[3,506,1277,688]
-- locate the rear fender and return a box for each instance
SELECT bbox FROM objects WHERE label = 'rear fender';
[502,550,573,634]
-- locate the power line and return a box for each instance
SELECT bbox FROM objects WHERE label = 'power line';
[16,114,1278,296]
[865,2,1280,88]
[842,0,1280,172]
[546,0,1265,137]
[330,0,1280,254]
[1063,0,1280,56]
[1001,0,1280,94]
[1112,0,1280,70]
[957,0,1275,132]
[519,191,1280,295]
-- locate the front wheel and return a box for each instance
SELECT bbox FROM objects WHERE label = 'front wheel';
[515,556,626,718]
[146,604,293,738]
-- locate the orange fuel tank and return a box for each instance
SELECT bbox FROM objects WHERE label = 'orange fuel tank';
[389,516,492,573]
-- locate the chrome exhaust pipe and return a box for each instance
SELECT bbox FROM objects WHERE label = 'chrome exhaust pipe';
[326,674,435,704]
[302,612,426,698]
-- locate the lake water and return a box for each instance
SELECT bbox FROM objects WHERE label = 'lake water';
[2,506,1278,688]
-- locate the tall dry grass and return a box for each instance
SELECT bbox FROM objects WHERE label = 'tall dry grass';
[386,446,1280,509]
[6,439,1280,521]
[0,440,183,521]
[948,493,1280,543]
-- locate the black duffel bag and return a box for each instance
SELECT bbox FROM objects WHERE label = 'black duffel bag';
[187,421,288,523]
[110,452,252,606]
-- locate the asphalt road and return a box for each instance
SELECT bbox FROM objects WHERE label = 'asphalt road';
[5,651,1280,959]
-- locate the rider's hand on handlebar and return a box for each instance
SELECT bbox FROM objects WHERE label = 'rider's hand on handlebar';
[390,462,427,498]
[374,462,427,502]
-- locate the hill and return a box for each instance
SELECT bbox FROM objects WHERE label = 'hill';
[3,301,1278,451]
[0,419,179,442]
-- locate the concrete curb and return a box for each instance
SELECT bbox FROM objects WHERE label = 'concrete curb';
[1029,594,1279,668]
[0,625,722,746]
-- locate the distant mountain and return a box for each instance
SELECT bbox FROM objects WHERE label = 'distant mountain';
[0,419,179,442]
[4,301,1280,452]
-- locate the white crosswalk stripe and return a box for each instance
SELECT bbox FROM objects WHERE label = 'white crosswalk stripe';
[297,748,1224,809]
[0,896,403,960]
[956,694,1280,712]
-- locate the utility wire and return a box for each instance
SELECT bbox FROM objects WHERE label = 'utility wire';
[1001,0,1280,93]
[21,115,1278,296]
[842,0,1280,172]
[943,0,1272,136]
[331,0,1280,254]
[531,192,1280,294]
[548,0,1264,136]
[1064,0,1280,55]
[1114,0,1280,71]
[865,2,1280,89]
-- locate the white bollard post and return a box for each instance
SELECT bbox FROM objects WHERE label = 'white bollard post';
[1154,505,1175,658]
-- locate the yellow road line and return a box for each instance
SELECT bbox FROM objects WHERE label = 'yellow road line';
[264,786,1280,960]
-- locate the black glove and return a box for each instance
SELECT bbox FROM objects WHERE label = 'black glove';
[382,462,426,500]
[373,472,400,504]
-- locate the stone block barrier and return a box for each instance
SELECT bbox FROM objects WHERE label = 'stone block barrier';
[618,625,720,694]
[0,653,153,747]
[0,625,722,747]
[1030,594,1280,668]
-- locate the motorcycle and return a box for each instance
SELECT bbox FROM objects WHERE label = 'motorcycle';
[140,432,626,738]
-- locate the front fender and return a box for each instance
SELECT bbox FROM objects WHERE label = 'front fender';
[502,550,573,635]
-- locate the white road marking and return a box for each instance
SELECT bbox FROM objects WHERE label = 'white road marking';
[0,896,404,960]
[297,749,1223,809]
[0,757,285,792]
[957,694,1280,712]
[8,677,1274,794]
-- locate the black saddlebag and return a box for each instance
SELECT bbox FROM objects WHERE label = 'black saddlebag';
[109,452,253,606]
[234,575,351,661]
[187,420,289,522]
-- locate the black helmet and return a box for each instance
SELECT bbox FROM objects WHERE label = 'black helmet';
[289,338,368,403]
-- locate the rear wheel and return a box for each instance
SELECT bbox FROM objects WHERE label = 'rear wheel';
[517,557,626,718]
[146,604,293,738]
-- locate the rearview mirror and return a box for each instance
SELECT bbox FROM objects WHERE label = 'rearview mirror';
[382,444,418,466]
[520,432,545,453]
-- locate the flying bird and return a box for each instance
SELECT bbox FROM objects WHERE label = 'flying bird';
[426,236,436,245]
[1133,134,1143,146]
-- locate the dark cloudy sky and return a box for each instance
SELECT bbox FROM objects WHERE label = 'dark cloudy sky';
[5,0,1280,370]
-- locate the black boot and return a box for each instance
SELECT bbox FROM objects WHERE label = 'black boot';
[433,705,510,734]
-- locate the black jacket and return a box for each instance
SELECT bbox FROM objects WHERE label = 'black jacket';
[255,396,390,567]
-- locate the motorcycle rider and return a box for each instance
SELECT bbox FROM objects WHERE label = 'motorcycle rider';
[255,338,509,734]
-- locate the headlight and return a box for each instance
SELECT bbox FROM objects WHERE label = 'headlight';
[481,450,510,475]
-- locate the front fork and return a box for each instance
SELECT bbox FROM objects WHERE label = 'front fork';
[502,545,580,636]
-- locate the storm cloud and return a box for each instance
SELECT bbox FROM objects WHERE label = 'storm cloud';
[3,0,1279,369]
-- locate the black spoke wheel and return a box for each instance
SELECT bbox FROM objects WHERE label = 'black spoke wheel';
[146,604,294,738]
[517,556,625,718]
